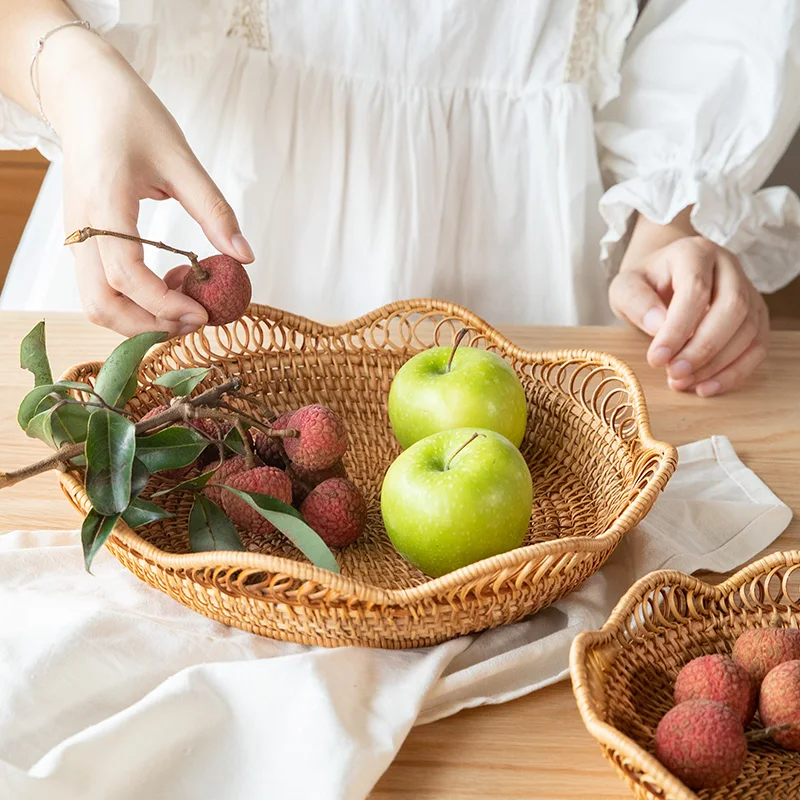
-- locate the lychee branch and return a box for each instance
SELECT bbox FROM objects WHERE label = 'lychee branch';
[64,227,203,275]
[0,378,242,490]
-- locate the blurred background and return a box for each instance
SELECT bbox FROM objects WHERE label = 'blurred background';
[1,144,798,328]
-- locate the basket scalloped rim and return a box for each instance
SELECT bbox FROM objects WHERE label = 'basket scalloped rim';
[58,298,678,607]
[570,549,800,800]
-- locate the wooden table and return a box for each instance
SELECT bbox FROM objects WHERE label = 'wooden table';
[1,313,798,799]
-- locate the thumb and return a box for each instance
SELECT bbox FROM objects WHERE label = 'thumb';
[166,153,255,264]
[608,270,667,337]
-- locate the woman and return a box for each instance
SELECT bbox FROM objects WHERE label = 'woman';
[1,0,799,396]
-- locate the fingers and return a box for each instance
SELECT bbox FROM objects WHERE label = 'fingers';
[73,236,185,337]
[165,151,254,264]
[646,238,717,368]
[91,202,209,329]
[163,264,192,290]
[665,251,752,382]
[608,270,668,336]
[694,341,768,398]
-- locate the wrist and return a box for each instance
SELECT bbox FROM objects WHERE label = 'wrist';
[620,206,697,272]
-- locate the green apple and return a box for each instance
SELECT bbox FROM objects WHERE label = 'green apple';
[388,337,528,450]
[381,428,533,577]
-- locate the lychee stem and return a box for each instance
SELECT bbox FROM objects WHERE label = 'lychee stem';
[64,227,205,275]
[746,723,793,742]
[234,419,255,470]
[445,432,485,470]
[446,328,469,373]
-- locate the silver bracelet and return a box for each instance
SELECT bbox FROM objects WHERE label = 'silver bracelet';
[29,20,96,130]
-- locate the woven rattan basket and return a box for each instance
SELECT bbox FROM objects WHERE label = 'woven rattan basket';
[571,551,800,800]
[58,299,676,648]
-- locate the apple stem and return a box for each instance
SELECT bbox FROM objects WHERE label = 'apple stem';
[64,226,204,275]
[445,432,484,470]
[446,328,469,373]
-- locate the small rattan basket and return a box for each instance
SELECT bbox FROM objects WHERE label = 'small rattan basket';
[58,299,676,648]
[571,552,800,800]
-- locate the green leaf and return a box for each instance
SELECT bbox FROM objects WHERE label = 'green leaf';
[223,425,246,456]
[216,487,340,573]
[51,403,90,447]
[54,380,95,393]
[18,384,62,430]
[188,495,245,552]
[151,468,217,497]
[85,410,136,516]
[121,497,173,528]
[26,405,58,448]
[130,457,150,500]
[135,426,209,473]
[93,331,167,409]
[153,368,211,396]
[20,321,53,386]
[81,510,120,572]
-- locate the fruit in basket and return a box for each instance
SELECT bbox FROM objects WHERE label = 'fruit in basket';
[181,254,252,326]
[758,659,800,750]
[283,404,348,470]
[203,455,252,505]
[300,477,367,547]
[732,625,800,684]
[221,466,293,535]
[654,700,747,790]
[253,411,295,467]
[674,654,756,725]
[387,329,528,450]
[381,428,533,577]
[288,460,347,505]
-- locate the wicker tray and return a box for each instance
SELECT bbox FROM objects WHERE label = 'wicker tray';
[58,299,676,648]
[571,552,800,800]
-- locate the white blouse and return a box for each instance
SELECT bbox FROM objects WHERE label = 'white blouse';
[2,0,799,327]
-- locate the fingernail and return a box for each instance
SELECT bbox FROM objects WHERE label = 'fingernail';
[668,359,693,380]
[642,307,666,336]
[231,232,255,262]
[650,346,672,367]
[668,377,694,392]
[180,313,206,330]
[696,380,721,398]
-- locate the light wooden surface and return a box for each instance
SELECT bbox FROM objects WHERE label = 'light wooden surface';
[0,313,798,799]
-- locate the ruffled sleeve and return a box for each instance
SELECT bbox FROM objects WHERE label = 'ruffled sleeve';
[596,0,800,293]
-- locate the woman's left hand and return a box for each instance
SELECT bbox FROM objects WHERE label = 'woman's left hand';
[609,235,769,397]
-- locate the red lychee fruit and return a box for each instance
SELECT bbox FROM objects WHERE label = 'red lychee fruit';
[674,654,757,725]
[733,626,800,685]
[758,659,800,750]
[221,466,293,536]
[253,410,295,468]
[299,477,366,548]
[182,254,252,326]
[287,460,347,506]
[203,455,251,506]
[654,700,747,790]
[283,404,348,470]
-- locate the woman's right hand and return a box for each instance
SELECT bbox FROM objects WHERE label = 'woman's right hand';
[39,26,253,337]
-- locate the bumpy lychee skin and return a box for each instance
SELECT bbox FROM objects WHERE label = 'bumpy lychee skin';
[654,700,747,790]
[758,659,800,750]
[674,654,757,725]
[182,254,252,326]
[221,466,293,536]
[283,404,348,470]
[288,460,347,505]
[253,410,295,468]
[203,455,251,506]
[300,477,367,548]
[733,627,800,685]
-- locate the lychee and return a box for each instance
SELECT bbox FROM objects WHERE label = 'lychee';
[203,455,251,506]
[299,477,366,548]
[674,654,756,725]
[253,410,295,468]
[287,460,347,505]
[758,659,800,750]
[654,700,747,790]
[283,404,348,470]
[733,626,800,684]
[182,254,251,326]
[221,466,293,536]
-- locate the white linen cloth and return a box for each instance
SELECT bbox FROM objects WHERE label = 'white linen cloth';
[0,435,791,800]
[2,1,800,322]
